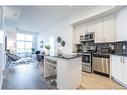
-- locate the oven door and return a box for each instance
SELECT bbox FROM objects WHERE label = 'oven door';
[82,54,91,66]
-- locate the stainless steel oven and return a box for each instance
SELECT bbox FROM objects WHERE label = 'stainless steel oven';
[82,53,92,73]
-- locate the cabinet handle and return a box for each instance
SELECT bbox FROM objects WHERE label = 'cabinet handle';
[120,57,122,63]
[123,58,125,63]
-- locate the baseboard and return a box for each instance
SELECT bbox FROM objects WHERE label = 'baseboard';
[93,71,109,77]
[112,76,127,88]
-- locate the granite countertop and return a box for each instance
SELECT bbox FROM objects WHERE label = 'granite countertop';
[46,54,82,59]
[92,52,127,57]
[92,53,110,55]
[111,53,127,56]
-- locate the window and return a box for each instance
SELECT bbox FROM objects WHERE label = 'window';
[17,33,33,55]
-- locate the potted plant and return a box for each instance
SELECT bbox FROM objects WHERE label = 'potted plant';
[31,48,35,54]
[45,44,50,55]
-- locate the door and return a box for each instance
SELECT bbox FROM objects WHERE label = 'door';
[94,18,104,43]
[123,57,127,85]
[103,15,115,42]
[111,55,123,82]
[82,54,91,63]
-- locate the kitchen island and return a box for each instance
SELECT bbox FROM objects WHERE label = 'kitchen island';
[44,54,82,89]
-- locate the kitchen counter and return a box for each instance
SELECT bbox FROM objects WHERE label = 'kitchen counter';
[111,53,127,56]
[92,52,127,57]
[73,51,127,58]
[46,54,82,59]
[44,54,82,89]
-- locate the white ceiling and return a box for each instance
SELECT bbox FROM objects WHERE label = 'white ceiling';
[17,6,93,33]
[4,6,114,33]
[4,6,21,31]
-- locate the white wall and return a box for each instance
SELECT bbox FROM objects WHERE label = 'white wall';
[38,18,73,54]
[0,44,4,89]
[37,6,116,54]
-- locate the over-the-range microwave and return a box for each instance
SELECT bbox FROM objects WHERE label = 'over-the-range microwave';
[80,32,94,41]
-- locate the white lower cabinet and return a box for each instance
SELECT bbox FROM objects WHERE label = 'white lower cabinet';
[123,57,127,86]
[111,55,127,87]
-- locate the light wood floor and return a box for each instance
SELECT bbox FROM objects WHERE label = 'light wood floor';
[2,62,54,89]
[2,60,126,89]
[79,71,126,89]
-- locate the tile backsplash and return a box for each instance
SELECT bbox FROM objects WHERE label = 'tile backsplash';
[95,41,127,55]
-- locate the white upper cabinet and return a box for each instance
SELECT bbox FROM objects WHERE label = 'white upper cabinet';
[116,7,127,41]
[73,14,116,44]
[103,15,115,42]
[86,21,95,33]
[73,24,86,44]
[73,28,80,44]
[94,18,104,43]
[94,15,115,43]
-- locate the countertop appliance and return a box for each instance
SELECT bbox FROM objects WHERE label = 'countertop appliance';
[92,53,110,77]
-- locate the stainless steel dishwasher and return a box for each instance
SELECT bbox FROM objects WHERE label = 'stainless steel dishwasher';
[92,53,110,77]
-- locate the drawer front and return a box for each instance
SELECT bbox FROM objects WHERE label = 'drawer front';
[82,65,91,72]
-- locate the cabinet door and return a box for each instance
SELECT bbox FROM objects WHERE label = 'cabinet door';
[123,57,127,85]
[92,57,98,71]
[116,7,127,41]
[102,58,110,74]
[94,18,104,43]
[74,29,80,44]
[86,21,94,33]
[74,24,86,44]
[97,58,103,72]
[103,15,115,42]
[111,55,123,82]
